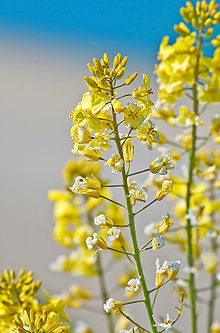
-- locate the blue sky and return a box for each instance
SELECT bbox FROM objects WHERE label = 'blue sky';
[0,0,219,60]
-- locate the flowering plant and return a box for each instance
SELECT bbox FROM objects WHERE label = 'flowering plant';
[1,1,220,333]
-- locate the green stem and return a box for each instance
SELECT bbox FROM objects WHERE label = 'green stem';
[128,168,150,177]
[119,309,151,333]
[185,23,204,333]
[207,183,218,332]
[110,80,158,333]
[107,247,134,256]
[102,184,123,188]
[149,279,170,293]
[122,299,145,306]
[134,199,157,216]
[207,269,218,332]
[100,195,126,208]
[85,198,114,333]
[96,254,115,333]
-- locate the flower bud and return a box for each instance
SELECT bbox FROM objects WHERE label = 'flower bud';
[110,69,116,78]
[191,18,200,30]
[113,53,121,69]
[93,58,102,71]
[84,76,98,89]
[116,67,125,79]
[123,139,134,162]
[87,63,96,76]
[125,72,138,85]
[111,99,122,113]
[103,53,110,67]
[120,56,128,67]
[174,22,190,36]
[180,7,191,22]
[205,27,214,38]
[204,17,212,26]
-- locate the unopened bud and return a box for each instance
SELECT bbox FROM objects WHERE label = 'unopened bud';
[174,22,191,36]
[103,53,110,67]
[120,56,128,67]
[116,67,125,79]
[205,27,213,38]
[113,53,121,69]
[84,76,98,89]
[125,72,138,85]
[180,7,191,22]
[111,99,121,113]
[123,139,134,162]
[87,63,96,76]
[204,17,212,26]
[93,58,102,71]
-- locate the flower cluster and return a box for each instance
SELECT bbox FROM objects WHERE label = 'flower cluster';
[153,1,220,331]
[0,269,71,333]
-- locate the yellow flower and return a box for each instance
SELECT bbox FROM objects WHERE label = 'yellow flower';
[70,125,91,144]
[62,158,101,186]
[150,153,174,175]
[12,309,65,333]
[127,178,148,205]
[63,285,92,309]
[104,298,122,314]
[156,179,173,201]
[167,261,181,280]
[94,214,114,228]
[211,322,220,333]
[156,213,174,235]
[155,259,169,287]
[175,106,203,126]
[70,175,101,198]
[86,232,107,250]
[201,165,217,181]
[152,233,166,250]
[107,227,124,246]
[72,144,101,161]
[50,249,97,277]
[201,252,218,275]
[136,119,159,150]
[70,91,110,132]
[199,75,220,103]
[105,154,124,173]
[211,113,220,143]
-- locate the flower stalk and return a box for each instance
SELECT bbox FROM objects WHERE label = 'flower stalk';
[109,80,158,333]
[185,23,204,333]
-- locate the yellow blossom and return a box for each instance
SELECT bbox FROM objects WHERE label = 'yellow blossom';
[105,154,124,173]
[70,175,101,198]
[156,179,173,200]
[156,213,174,235]
[201,252,218,275]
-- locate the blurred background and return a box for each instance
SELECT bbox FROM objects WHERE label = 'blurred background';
[1,0,219,332]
